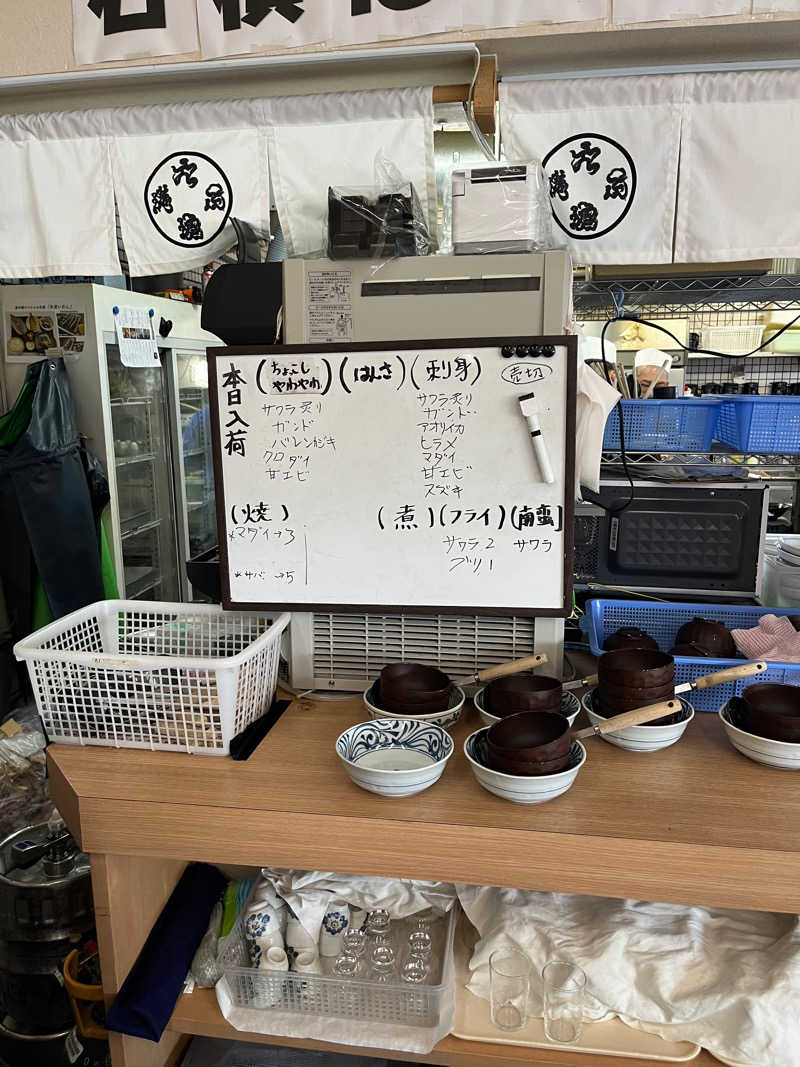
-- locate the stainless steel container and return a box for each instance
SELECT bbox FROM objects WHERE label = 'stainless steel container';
[0,822,93,1035]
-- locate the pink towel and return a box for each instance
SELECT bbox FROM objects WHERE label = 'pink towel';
[732,614,800,662]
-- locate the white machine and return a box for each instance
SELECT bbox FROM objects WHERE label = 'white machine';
[280,252,574,692]
[451,164,553,256]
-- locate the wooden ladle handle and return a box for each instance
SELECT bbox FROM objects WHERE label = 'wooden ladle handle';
[563,672,598,691]
[573,700,679,740]
[453,653,548,687]
[689,661,767,690]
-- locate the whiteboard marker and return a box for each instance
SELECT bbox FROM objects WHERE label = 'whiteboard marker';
[518,391,555,484]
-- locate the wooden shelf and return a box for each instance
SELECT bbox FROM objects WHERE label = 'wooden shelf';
[171,988,723,1067]
[49,697,800,913]
[49,695,784,1067]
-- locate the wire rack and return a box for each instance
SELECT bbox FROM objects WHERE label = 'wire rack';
[574,273,800,316]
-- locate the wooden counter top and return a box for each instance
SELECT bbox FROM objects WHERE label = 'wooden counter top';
[48,696,800,912]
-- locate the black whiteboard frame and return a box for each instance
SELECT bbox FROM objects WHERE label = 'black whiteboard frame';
[209,337,577,618]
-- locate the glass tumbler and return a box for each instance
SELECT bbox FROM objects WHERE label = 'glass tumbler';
[542,961,586,1044]
[489,950,531,1033]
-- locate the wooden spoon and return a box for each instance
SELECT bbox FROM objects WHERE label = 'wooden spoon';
[573,700,681,741]
[452,653,548,688]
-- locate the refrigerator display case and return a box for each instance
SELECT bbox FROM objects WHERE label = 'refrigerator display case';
[1,284,221,603]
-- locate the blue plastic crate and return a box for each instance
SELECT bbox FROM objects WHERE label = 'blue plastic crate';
[602,399,721,452]
[715,396,800,453]
[581,598,800,712]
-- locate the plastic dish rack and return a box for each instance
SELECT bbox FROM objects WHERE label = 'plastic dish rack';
[715,396,800,453]
[582,599,800,712]
[218,907,457,1036]
[602,399,720,452]
[13,600,290,755]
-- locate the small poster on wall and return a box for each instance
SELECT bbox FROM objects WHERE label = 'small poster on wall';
[72,0,199,66]
[4,301,88,363]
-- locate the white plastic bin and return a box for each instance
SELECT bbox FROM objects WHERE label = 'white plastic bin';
[14,601,290,755]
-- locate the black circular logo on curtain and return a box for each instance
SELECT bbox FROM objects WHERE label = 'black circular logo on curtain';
[144,151,233,248]
[542,133,637,241]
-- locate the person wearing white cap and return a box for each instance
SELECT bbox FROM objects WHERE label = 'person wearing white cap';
[634,348,672,396]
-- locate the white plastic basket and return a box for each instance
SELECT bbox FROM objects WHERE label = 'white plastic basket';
[216,907,457,1050]
[700,325,764,356]
[14,601,290,756]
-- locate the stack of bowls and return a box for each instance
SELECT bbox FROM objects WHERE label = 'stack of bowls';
[379,663,451,714]
[484,674,561,717]
[474,683,580,729]
[595,649,677,724]
[464,728,586,804]
[738,683,800,742]
[584,649,694,751]
[485,711,573,776]
[363,663,466,731]
[761,535,800,606]
[720,688,800,770]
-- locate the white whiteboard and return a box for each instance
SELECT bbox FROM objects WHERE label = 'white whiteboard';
[211,339,576,616]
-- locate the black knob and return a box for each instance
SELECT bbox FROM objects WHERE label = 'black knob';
[515,345,531,358]
[501,345,516,359]
[529,345,544,359]
[542,344,556,358]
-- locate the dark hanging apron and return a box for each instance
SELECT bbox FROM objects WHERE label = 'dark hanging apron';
[0,358,105,654]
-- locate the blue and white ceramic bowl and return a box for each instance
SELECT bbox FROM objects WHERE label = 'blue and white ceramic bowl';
[582,689,694,753]
[464,728,586,804]
[473,687,580,729]
[720,700,800,770]
[363,681,465,732]
[336,718,454,797]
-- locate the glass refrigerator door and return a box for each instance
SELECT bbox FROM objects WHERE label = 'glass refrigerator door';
[176,351,217,578]
[106,344,181,602]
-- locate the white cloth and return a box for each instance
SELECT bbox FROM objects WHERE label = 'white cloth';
[576,360,622,493]
[259,868,456,944]
[0,90,432,278]
[457,885,800,1067]
[500,77,684,265]
[265,88,434,257]
[0,137,120,279]
[112,127,270,276]
[676,70,800,262]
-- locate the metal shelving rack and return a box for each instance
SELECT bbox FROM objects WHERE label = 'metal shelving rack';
[574,270,800,533]
[574,272,800,315]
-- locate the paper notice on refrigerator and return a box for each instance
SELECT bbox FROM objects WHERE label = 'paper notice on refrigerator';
[306,270,353,343]
[115,306,160,368]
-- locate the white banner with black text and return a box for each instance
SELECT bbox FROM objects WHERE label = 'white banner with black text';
[72,0,199,66]
[111,125,270,276]
[500,77,687,265]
